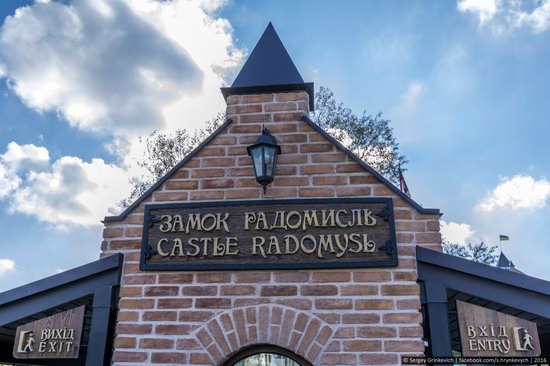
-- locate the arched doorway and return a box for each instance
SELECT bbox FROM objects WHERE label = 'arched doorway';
[223,345,313,366]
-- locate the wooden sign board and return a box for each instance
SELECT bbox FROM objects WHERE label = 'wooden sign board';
[140,198,398,270]
[13,305,85,359]
[457,300,541,357]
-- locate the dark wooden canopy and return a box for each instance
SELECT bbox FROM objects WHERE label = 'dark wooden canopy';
[0,253,123,365]
[417,246,550,358]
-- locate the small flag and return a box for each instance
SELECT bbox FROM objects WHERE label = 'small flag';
[499,235,510,241]
[398,167,411,197]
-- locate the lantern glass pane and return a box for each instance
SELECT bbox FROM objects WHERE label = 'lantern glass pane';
[264,146,276,177]
[251,147,263,177]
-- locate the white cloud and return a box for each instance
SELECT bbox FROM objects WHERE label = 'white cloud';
[2,141,49,172]
[441,220,476,245]
[0,259,16,276]
[457,0,550,34]
[0,0,243,138]
[0,142,131,229]
[129,0,244,134]
[0,142,50,199]
[475,175,550,212]
[0,163,20,199]
[400,82,423,108]
[0,0,246,228]
[515,1,550,33]
[458,0,498,24]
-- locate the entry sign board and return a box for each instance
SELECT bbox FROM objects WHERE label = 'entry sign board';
[13,305,85,359]
[457,300,541,357]
[140,198,397,270]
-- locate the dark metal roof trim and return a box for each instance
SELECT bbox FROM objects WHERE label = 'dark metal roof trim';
[301,115,440,215]
[221,82,315,111]
[0,253,123,307]
[417,246,550,296]
[104,118,233,222]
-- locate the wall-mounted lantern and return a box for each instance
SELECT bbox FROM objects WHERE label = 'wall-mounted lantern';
[247,127,281,193]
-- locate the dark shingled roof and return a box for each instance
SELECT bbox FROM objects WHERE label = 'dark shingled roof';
[221,23,314,110]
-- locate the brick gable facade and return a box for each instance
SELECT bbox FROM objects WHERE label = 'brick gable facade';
[101,90,441,365]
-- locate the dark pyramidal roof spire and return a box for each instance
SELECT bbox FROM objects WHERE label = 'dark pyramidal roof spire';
[232,22,304,87]
[497,251,514,269]
[221,22,314,110]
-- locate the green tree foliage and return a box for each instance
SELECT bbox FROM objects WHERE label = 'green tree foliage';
[119,87,407,208]
[311,87,407,184]
[118,113,225,208]
[442,241,498,265]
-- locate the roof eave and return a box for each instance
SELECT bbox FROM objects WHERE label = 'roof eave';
[417,246,550,296]
[0,253,123,307]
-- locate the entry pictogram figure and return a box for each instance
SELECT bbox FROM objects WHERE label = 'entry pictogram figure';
[23,331,35,352]
[522,328,534,350]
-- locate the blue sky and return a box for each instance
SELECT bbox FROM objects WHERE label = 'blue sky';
[0,0,549,290]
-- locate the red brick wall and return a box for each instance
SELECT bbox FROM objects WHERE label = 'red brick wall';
[101,91,441,365]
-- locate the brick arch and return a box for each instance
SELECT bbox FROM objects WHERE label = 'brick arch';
[191,304,334,365]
